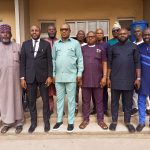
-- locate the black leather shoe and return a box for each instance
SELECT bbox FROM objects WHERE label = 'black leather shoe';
[44,123,50,132]
[109,122,117,131]
[28,124,37,133]
[136,124,145,132]
[53,122,63,130]
[67,124,74,133]
[125,123,135,133]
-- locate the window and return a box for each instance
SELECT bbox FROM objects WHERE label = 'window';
[66,20,109,40]
[39,20,56,38]
[117,18,134,41]
[118,18,134,30]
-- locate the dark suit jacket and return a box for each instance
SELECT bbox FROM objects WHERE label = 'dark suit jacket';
[20,39,53,83]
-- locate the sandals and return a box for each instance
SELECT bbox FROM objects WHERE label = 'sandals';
[15,125,23,134]
[79,121,89,129]
[98,121,108,130]
[1,126,11,134]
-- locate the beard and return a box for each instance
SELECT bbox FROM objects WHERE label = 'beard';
[144,38,150,44]
[1,38,11,44]
[118,37,128,43]
[48,33,56,39]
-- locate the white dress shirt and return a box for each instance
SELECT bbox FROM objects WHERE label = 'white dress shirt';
[32,38,40,57]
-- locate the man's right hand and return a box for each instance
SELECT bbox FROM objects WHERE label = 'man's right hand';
[76,76,82,87]
[53,77,55,84]
[21,79,27,89]
[107,78,111,88]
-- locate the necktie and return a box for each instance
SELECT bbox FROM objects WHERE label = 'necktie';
[33,40,38,57]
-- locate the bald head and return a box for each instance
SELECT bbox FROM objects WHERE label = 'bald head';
[60,23,70,30]
[143,28,150,34]
[30,25,41,31]
[143,28,150,44]
[30,25,41,40]
[118,28,128,33]
[48,24,56,30]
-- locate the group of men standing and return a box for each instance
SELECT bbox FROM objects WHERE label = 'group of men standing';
[0,21,150,134]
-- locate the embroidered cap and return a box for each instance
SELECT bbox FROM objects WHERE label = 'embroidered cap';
[0,24,11,33]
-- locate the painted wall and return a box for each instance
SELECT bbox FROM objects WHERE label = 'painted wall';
[0,0,16,40]
[143,0,150,25]
[19,0,30,42]
[29,0,143,38]
[0,0,144,41]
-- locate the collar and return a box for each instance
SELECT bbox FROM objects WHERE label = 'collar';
[32,38,40,43]
[58,37,71,43]
[134,39,143,45]
[88,44,96,47]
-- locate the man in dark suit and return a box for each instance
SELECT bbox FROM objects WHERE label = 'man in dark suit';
[20,25,53,133]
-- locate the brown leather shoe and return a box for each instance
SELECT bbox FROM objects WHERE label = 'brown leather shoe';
[79,121,89,129]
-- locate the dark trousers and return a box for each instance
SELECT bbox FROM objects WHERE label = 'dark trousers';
[92,85,108,113]
[76,85,79,108]
[82,87,104,123]
[27,80,50,125]
[111,89,133,123]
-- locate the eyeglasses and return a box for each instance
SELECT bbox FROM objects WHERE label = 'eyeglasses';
[96,32,103,34]
[87,36,96,38]
[134,30,141,33]
[112,29,120,32]
[60,28,69,31]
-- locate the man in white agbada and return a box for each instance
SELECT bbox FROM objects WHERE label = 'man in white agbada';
[0,24,23,134]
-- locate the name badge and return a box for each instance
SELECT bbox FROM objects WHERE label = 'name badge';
[96,49,101,53]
